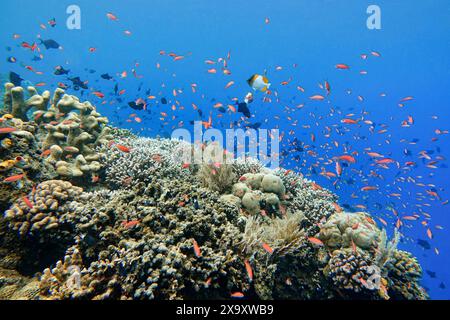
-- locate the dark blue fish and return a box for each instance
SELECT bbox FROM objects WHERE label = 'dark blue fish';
[68,77,88,89]
[101,73,113,80]
[9,72,23,86]
[54,66,70,75]
[417,239,431,250]
[237,102,251,118]
[39,38,61,49]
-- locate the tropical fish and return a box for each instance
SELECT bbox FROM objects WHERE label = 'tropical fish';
[247,74,271,92]
[193,239,201,257]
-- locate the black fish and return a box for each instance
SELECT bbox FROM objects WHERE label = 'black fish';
[217,107,226,113]
[68,77,88,89]
[9,72,23,86]
[128,101,146,110]
[439,282,446,289]
[161,97,167,104]
[7,56,16,63]
[426,270,436,278]
[101,73,113,80]
[39,38,61,49]
[31,55,43,61]
[54,66,70,75]
[417,239,431,250]
[237,102,251,118]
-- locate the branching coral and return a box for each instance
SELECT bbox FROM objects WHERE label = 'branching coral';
[100,137,191,189]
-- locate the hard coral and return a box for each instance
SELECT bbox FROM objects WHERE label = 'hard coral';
[4,180,82,239]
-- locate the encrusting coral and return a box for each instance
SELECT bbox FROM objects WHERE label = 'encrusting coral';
[4,180,83,239]
[0,85,428,301]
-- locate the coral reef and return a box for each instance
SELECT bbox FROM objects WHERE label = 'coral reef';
[0,86,428,301]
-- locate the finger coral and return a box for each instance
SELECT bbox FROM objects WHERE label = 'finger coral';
[4,180,83,239]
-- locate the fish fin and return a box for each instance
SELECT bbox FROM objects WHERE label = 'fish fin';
[262,76,269,83]
[247,75,256,86]
[261,86,267,92]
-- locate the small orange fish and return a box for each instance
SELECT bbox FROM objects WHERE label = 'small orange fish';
[309,94,325,101]
[0,127,18,134]
[230,292,244,298]
[308,237,324,246]
[116,144,131,153]
[106,13,119,21]
[41,149,51,157]
[338,155,356,163]
[92,91,105,99]
[262,242,273,254]
[361,186,378,191]
[341,118,358,124]
[121,220,140,229]
[193,239,201,257]
[22,196,33,209]
[335,64,350,69]
[4,174,24,182]
[224,81,234,89]
[244,259,253,282]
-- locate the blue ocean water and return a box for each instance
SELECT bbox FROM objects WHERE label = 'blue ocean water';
[1,0,449,299]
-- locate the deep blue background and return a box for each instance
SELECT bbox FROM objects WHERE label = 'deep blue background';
[1,0,449,299]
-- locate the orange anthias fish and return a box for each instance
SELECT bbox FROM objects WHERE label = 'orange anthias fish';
[361,186,378,191]
[230,292,244,298]
[106,13,119,21]
[0,127,18,134]
[309,94,325,101]
[335,63,350,69]
[262,242,273,254]
[308,237,324,246]
[116,144,131,153]
[121,220,140,229]
[22,196,33,209]
[244,259,253,282]
[338,155,356,163]
[193,239,201,257]
[4,174,25,182]
[92,91,105,99]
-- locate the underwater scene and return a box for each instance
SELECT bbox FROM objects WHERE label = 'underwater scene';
[0,0,449,302]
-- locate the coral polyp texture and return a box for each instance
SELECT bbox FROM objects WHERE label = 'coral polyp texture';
[0,86,428,300]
